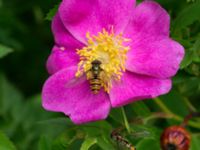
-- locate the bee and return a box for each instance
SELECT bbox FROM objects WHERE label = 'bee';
[65,59,106,94]
[88,60,103,94]
[160,112,200,150]
[111,129,136,150]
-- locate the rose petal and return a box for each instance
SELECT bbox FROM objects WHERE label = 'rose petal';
[59,0,136,44]
[124,1,170,37]
[125,35,184,78]
[110,71,171,107]
[46,46,79,74]
[42,67,110,124]
[52,13,84,49]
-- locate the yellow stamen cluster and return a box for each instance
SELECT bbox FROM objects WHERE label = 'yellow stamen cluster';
[76,28,130,93]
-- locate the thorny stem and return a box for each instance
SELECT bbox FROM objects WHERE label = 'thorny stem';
[154,97,200,129]
[181,112,200,127]
[121,107,131,134]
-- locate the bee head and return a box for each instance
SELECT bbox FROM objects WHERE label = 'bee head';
[91,60,102,65]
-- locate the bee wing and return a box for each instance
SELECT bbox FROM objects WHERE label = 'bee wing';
[130,131,151,139]
[65,74,86,88]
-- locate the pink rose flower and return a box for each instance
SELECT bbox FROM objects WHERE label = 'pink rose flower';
[42,0,184,124]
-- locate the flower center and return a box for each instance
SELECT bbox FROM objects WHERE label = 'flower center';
[76,28,130,93]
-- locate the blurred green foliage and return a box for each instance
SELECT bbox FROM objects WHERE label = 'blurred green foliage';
[0,0,200,150]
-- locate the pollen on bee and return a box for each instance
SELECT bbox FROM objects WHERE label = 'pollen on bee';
[75,27,130,93]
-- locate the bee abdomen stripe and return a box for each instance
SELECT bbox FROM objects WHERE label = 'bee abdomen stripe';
[91,85,101,90]
[90,79,101,84]
[90,81,100,85]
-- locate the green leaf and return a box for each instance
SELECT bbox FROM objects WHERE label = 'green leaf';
[0,74,23,117]
[185,63,200,76]
[81,121,112,137]
[51,128,77,150]
[38,136,51,150]
[181,36,200,69]
[45,4,59,21]
[180,49,194,69]
[80,137,97,150]
[67,139,83,150]
[0,44,13,58]
[96,136,115,150]
[191,134,200,150]
[159,90,188,116]
[136,138,160,150]
[192,37,200,62]
[173,1,200,30]
[109,108,124,124]
[176,77,200,96]
[0,131,16,150]
[130,101,151,117]
[37,117,73,128]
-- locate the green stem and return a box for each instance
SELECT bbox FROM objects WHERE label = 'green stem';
[153,97,200,129]
[121,107,131,134]
[143,112,174,124]
[154,98,172,114]
[183,97,197,112]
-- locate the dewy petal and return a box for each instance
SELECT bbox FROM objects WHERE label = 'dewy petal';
[124,1,170,36]
[42,67,111,124]
[126,35,184,78]
[59,0,136,44]
[46,46,79,75]
[110,71,171,107]
[52,13,84,49]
